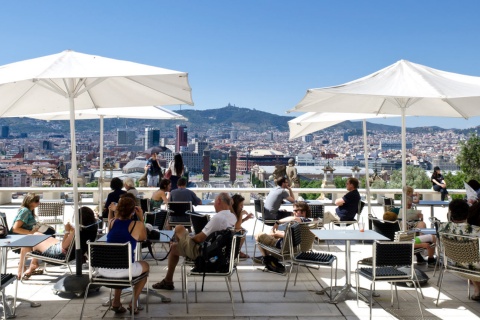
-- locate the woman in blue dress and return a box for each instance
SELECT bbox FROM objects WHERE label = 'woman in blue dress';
[102,196,149,315]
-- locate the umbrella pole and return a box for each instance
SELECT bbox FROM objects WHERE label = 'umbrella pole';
[401,108,407,231]
[362,119,372,217]
[98,116,104,215]
[53,80,91,295]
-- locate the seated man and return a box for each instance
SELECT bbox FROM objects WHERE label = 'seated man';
[383,211,436,266]
[322,178,361,224]
[152,192,236,290]
[263,177,296,220]
[254,201,311,267]
[170,177,202,206]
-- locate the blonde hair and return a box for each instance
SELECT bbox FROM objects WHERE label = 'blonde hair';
[21,193,40,215]
[383,211,398,222]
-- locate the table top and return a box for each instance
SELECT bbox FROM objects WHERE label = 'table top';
[311,229,389,241]
[201,199,213,205]
[0,235,25,247]
[418,200,449,205]
[418,228,437,235]
[1,234,51,248]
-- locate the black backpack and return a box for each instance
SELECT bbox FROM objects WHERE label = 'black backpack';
[194,229,234,290]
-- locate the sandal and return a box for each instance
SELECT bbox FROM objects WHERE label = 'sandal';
[111,305,126,314]
[127,306,139,315]
[152,279,174,290]
[21,273,32,281]
[239,252,250,260]
[471,294,480,301]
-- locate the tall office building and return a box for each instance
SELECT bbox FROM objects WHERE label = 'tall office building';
[1,126,9,139]
[144,128,160,149]
[303,134,313,143]
[176,125,188,153]
[117,129,136,146]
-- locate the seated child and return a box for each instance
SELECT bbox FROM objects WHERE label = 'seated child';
[383,211,436,266]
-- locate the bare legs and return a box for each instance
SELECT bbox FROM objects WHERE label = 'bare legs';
[111,261,150,311]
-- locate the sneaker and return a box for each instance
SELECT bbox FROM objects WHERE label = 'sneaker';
[152,279,174,290]
[428,258,437,267]
[252,256,264,264]
[416,254,426,265]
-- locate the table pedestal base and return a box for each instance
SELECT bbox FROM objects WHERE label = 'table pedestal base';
[316,284,378,304]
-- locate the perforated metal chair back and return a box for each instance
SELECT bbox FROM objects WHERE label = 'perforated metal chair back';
[371,218,401,241]
[167,201,193,225]
[81,241,149,319]
[189,213,209,235]
[309,204,324,220]
[373,241,413,268]
[140,198,151,213]
[37,200,65,226]
[146,209,168,230]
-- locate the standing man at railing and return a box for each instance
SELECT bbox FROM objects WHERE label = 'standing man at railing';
[264,177,296,220]
[322,177,361,224]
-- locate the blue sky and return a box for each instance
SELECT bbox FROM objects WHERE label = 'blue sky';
[1,1,480,129]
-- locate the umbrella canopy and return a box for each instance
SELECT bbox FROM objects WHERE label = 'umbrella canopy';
[26,105,187,121]
[288,112,398,140]
[0,50,193,282]
[288,112,399,217]
[24,106,187,214]
[289,60,480,230]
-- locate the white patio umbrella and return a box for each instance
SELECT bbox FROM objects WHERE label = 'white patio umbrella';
[0,50,193,291]
[25,106,187,214]
[289,60,480,230]
[288,112,399,217]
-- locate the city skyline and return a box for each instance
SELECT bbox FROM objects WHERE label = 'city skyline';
[1,2,480,128]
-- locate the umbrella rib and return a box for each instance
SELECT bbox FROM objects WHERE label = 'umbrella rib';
[442,99,469,119]
[0,83,38,117]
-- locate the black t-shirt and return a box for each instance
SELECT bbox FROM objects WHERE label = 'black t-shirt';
[335,189,361,221]
[431,174,444,186]
[147,158,161,176]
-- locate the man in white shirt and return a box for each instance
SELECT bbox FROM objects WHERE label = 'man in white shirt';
[152,192,236,290]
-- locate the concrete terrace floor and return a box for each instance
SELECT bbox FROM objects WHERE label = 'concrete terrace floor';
[1,202,480,320]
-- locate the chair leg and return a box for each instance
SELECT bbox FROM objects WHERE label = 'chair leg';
[131,285,135,320]
[79,283,92,319]
[225,276,235,318]
[251,219,257,239]
[293,263,300,286]
[411,268,425,299]
[181,263,185,299]
[185,272,189,313]
[436,269,446,306]
[235,269,244,303]
[394,284,399,308]
[411,280,425,319]
[283,261,295,297]
[369,283,374,320]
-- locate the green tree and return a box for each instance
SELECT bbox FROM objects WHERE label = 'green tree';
[388,165,431,189]
[457,133,480,181]
[334,176,346,189]
[299,179,323,200]
[444,171,468,199]
[86,181,98,187]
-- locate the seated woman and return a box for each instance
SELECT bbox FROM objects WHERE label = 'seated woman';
[431,166,450,201]
[254,201,311,265]
[17,207,98,280]
[11,193,41,235]
[151,178,170,210]
[102,196,149,315]
[232,194,254,260]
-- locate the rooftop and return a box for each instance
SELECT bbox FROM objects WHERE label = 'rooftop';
[1,203,478,319]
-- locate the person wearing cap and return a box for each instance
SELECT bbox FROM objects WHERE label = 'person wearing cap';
[145,153,162,187]
[431,166,450,201]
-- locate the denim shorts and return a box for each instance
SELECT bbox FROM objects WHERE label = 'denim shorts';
[44,242,63,256]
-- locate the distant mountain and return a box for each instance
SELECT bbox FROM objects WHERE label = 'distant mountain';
[0,106,477,137]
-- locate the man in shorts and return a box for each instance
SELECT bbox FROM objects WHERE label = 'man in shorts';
[152,192,236,290]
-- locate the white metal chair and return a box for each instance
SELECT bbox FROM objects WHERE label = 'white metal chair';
[80,241,149,320]
[37,200,65,230]
[284,222,337,299]
[184,233,245,317]
[356,240,424,320]
[436,232,480,305]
